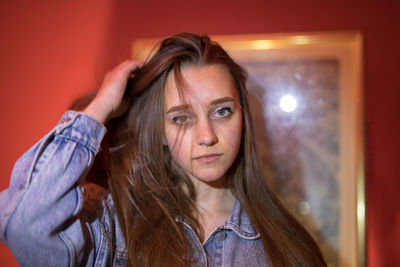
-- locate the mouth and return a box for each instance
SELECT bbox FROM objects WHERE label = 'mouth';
[194,153,223,163]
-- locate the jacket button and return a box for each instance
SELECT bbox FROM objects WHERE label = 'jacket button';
[216,231,227,242]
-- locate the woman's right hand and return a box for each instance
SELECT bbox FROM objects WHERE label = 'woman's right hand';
[84,60,143,124]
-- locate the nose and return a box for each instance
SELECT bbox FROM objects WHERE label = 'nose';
[196,119,218,146]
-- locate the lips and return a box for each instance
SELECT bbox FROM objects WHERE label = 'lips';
[194,153,222,163]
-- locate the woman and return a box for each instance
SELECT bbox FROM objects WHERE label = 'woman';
[0,33,326,266]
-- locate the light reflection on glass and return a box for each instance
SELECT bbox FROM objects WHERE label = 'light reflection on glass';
[298,201,311,215]
[279,94,297,113]
[292,35,310,45]
[250,40,273,50]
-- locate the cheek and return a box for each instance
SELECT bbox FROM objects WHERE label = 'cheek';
[219,116,243,149]
[165,126,193,163]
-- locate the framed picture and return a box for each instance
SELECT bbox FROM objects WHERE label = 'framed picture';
[132,32,365,267]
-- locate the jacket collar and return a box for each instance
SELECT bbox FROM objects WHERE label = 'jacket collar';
[223,200,260,240]
[175,199,260,240]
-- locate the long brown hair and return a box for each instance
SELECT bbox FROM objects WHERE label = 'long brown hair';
[107,33,327,266]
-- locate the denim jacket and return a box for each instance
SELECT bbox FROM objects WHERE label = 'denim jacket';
[0,111,269,266]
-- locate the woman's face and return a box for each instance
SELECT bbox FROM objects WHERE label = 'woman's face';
[164,64,242,186]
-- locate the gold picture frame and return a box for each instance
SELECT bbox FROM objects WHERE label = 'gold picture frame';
[132,32,365,267]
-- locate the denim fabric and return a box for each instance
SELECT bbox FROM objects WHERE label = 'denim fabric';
[0,111,269,267]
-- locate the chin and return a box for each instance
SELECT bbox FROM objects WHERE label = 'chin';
[190,170,230,186]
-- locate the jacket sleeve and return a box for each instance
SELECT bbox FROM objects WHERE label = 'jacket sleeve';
[0,110,107,267]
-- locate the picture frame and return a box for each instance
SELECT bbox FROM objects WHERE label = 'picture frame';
[132,31,365,267]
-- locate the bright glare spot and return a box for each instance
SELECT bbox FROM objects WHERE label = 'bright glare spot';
[280,95,297,113]
[292,36,310,45]
[298,201,311,215]
[251,40,273,50]
[357,201,365,221]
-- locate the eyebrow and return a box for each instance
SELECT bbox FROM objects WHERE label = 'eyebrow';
[166,97,235,114]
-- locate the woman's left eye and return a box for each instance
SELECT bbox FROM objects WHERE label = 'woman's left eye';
[214,107,233,118]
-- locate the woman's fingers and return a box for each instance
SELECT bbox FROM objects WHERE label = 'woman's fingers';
[83,60,143,124]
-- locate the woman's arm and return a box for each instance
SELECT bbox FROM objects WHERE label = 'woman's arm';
[0,60,142,266]
[0,111,106,266]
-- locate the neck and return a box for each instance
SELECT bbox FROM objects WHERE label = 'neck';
[189,174,235,219]
[188,175,235,242]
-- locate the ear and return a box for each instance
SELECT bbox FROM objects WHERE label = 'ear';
[162,135,168,146]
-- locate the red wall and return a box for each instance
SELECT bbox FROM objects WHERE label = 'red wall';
[1,1,399,266]
[0,2,114,266]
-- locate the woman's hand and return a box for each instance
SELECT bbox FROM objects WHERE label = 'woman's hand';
[84,60,143,124]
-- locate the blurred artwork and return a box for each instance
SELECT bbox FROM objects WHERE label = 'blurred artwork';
[244,60,340,266]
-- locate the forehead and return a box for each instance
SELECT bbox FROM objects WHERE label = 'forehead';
[164,64,239,109]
